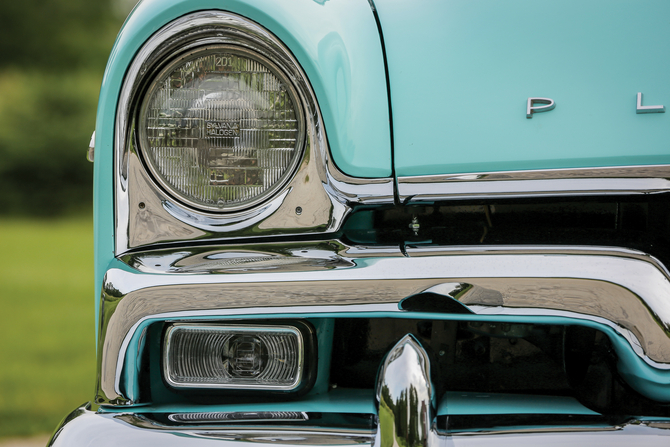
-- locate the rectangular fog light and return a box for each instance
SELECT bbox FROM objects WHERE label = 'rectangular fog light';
[164,323,305,390]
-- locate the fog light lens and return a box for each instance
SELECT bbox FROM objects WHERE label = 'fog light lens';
[164,324,304,390]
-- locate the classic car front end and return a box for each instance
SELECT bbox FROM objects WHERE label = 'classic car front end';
[50,1,670,445]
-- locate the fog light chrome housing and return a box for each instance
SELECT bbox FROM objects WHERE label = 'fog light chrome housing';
[164,323,311,391]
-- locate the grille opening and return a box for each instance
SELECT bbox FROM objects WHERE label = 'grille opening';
[330,318,670,417]
[343,195,670,266]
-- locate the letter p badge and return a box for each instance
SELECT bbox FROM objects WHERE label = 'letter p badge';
[527,97,555,119]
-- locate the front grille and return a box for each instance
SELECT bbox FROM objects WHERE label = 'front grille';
[343,194,670,267]
[330,318,670,416]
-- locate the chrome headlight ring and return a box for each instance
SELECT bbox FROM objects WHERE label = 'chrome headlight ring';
[133,17,307,213]
[114,11,393,254]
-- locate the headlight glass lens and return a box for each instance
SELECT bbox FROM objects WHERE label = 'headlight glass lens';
[139,46,304,212]
[164,324,304,390]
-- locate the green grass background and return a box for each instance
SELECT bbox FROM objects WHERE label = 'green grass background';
[0,216,95,439]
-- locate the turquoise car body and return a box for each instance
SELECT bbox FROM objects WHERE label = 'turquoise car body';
[93,0,392,312]
[52,1,670,445]
[380,0,670,176]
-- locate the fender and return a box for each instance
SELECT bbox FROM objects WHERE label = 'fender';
[93,0,391,326]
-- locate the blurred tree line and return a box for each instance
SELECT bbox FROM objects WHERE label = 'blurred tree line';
[0,0,135,216]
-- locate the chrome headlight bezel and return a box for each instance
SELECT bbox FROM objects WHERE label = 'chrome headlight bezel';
[114,11,394,254]
[136,39,306,213]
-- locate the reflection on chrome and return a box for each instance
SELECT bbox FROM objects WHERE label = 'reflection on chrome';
[399,279,670,374]
[119,240,357,274]
[447,421,670,446]
[48,404,375,447]
[398,165,670,203]
[374,335,436,447]
[97,244,670,405]
[48,403,670,446]
[114,11,393,254]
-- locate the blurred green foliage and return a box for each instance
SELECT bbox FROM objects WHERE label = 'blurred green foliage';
[0,0,130,216]
[0,0,133,440]
[0,1,121,70]
[0,217,94,438]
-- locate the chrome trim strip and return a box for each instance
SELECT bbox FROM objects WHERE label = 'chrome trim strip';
[124,413,374,435]
[87,130,95,163]
[398,165,670,202]
[447,422,670,444]
[118,240,389,274]
[97,244,670,405]
[114,11,393,254]
[404,244,670,271]
[167,411,310,423]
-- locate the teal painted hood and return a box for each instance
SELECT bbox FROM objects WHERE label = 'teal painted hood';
[374,0,670,176]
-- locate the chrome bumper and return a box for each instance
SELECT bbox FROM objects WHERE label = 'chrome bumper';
[98,243,670,405]
[59,324,670,446]
[50,405,670,447]
[49,404,375,447]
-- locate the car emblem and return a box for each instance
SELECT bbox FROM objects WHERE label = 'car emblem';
[526,97,555,118]
[636,92,665,114]
[527,93,666,117]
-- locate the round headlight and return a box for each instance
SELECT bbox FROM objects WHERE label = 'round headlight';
[138,45,305,212]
